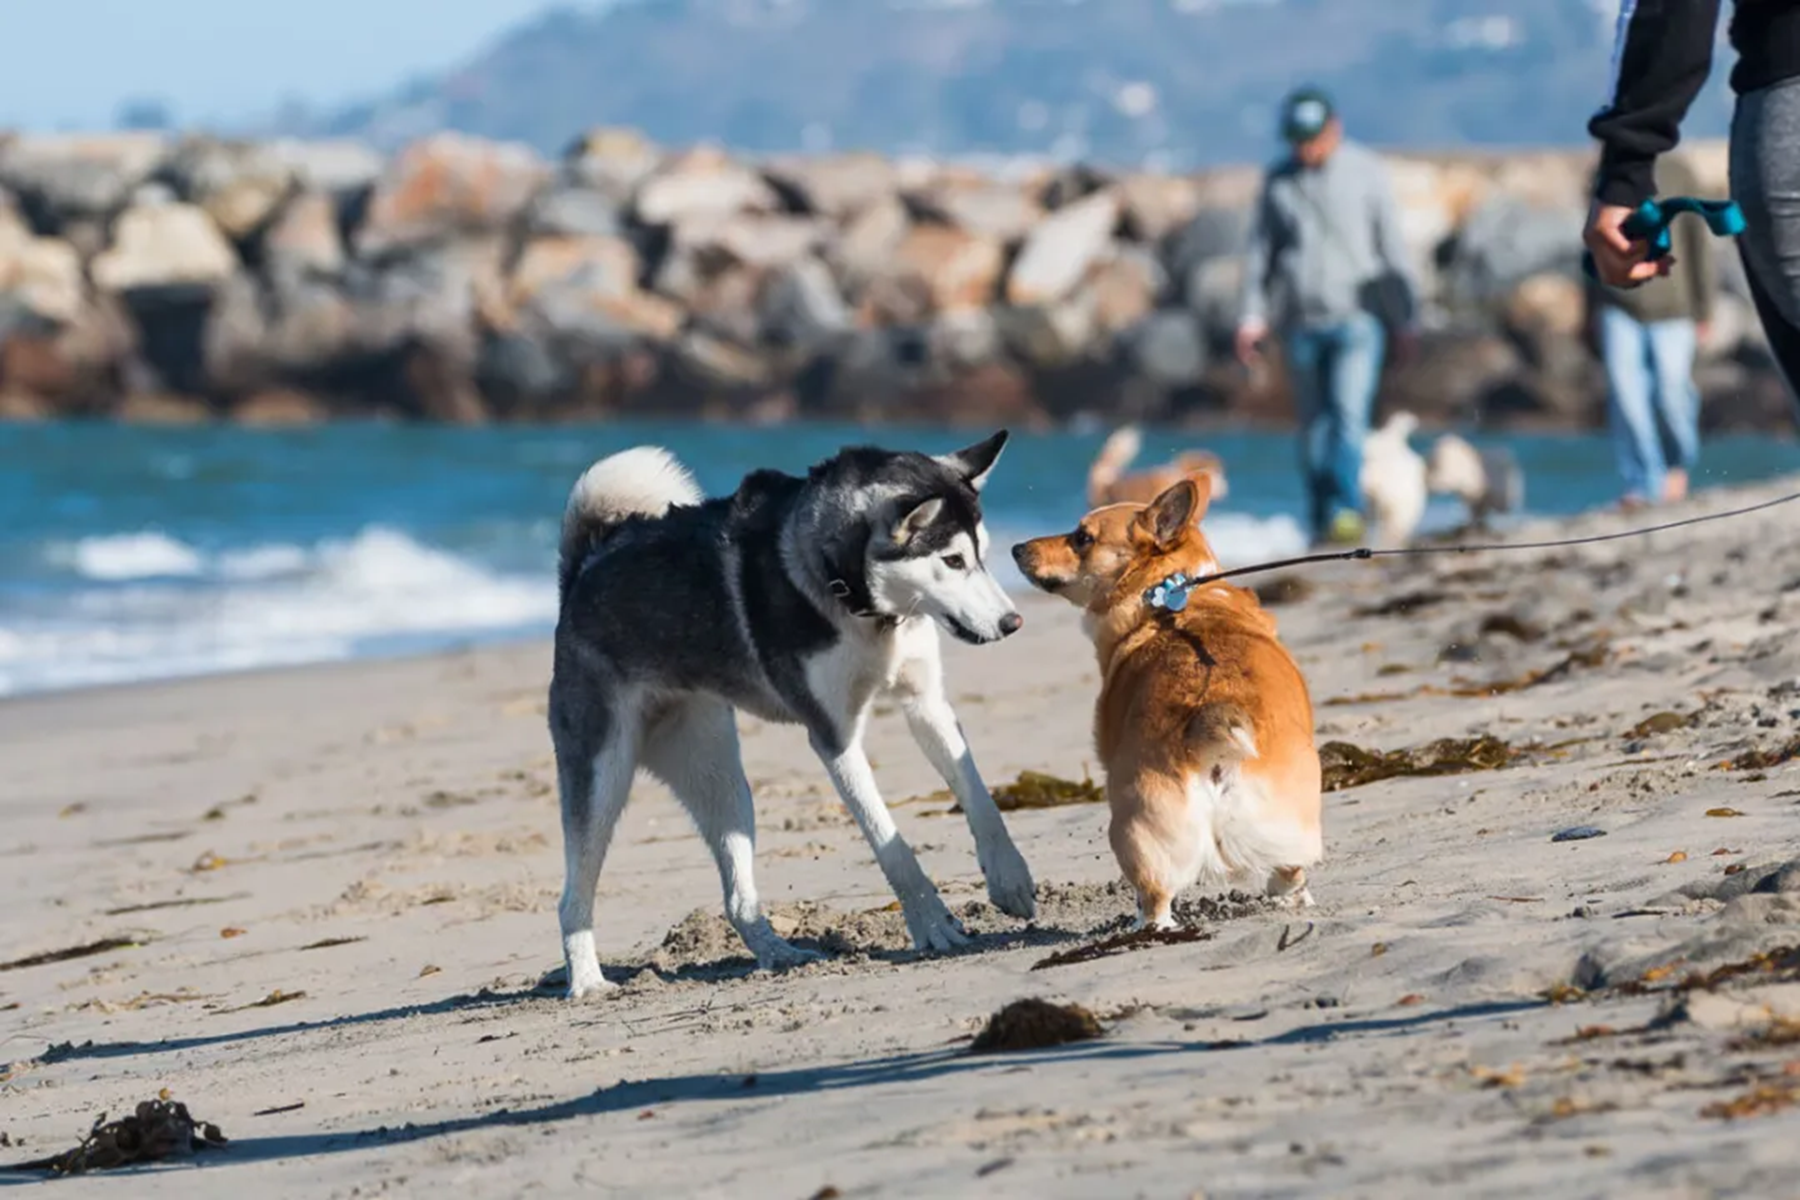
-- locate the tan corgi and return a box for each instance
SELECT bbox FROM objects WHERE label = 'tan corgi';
[1011,478,1322,929]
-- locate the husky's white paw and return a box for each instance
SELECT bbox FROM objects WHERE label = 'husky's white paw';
[567,969,616,1001]
[563,933,615,1000]
[903,893,972,953]
[751,935,826,973]
[980,843,1038,920]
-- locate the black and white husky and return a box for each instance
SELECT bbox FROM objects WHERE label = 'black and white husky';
[550,432,1036,998]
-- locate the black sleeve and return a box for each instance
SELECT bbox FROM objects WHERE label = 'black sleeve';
[1586,0,1723,209]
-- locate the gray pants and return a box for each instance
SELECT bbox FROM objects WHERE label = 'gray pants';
[1732,76,1800,400]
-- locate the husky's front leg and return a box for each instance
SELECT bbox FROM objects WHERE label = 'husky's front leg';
[811,729,971,953]
[893,637,1036,920]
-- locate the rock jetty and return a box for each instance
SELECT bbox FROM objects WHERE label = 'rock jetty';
[0,128,1785,429]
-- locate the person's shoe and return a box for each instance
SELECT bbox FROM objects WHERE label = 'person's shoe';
[1322,509,1365,546]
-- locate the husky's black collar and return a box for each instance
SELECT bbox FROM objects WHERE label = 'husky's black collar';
[825,571,900,629]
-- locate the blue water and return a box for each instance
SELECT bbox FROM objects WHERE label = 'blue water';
[1,419,1796,697]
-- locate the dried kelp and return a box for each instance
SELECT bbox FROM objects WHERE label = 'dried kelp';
[0,937,142,973]
[1320,735,1517,792]
[4,1097,226,1176]
[1253,575,1314,607]
[1718,737,1800,771]
[968,999,1103,1052]
[1352,590,1450,618]
[952,771,1105,814]
[1031,925,1215,970]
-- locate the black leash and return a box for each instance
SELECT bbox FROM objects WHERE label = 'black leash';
[1184,486,1800,590]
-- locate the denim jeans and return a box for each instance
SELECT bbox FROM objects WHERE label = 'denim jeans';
[1283,313,1385,538]
[1598,306,1699,504]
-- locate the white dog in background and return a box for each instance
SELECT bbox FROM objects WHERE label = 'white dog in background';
[1426,434,1525,529]
[1359,411,1428,549]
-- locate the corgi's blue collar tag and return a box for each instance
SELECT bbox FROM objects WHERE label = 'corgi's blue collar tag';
[1145,571,1194,613]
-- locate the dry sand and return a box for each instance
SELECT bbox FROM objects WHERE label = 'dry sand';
[6,480,1800,1197]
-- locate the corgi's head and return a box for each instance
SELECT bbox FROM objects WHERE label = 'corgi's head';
[1011,476,1219,611]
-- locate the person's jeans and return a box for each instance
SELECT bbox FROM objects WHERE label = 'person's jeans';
[1283,313,1385,539]
[1599,306,1700,504]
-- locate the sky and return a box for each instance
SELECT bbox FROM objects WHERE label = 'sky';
[0,0,574,131]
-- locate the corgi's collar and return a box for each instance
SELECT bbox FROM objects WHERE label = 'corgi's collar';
[1144,570,1195,613]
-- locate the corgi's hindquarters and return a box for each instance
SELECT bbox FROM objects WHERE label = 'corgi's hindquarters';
[1109,737,1323,931]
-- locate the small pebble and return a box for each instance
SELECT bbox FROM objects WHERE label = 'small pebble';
[1552,826,1607,843]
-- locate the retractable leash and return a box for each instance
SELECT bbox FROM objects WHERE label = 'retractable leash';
[1580,195,1747,282]
[1145,487,1800,610]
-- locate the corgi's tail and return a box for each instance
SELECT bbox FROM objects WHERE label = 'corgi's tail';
[1188,702,1258,761]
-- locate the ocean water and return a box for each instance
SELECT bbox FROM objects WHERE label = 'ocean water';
[1,420,1796,699]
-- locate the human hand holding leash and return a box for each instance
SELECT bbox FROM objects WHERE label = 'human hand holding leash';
[1582,195,1745,288]
[1583,200,1672,288]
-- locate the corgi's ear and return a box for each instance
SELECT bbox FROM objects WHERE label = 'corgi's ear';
[1138,479,1201,548]
[937,430,1008,492]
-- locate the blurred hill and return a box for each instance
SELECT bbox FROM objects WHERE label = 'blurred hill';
[268,0,1734,165]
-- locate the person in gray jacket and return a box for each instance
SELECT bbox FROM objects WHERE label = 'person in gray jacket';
[1236,87,1420,546]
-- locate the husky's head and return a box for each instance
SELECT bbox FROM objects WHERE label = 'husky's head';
[853,432,1022,645]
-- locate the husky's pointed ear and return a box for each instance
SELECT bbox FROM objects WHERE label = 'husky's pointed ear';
[1137,479,1201,548]
[937,430,1009,492]
[893,497,945,546]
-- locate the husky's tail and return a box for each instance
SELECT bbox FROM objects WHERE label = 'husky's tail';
[1188,702,1259,763]
[559,446,702,602]
[1088,425,1143,505]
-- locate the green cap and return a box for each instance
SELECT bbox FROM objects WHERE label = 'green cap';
[1280,87,1336,144]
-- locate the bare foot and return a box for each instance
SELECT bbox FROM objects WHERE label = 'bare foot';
[1662,468,1689,504]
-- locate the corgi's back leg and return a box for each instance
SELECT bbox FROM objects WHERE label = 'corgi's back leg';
[1264,864,1315,909]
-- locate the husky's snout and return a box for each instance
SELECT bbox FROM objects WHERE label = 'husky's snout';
[1000,612,1024,636]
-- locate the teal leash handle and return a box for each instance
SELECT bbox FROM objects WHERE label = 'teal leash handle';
[1581,195,1746,281]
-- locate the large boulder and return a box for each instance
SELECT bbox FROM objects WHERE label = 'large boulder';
[158,137,296,240]
[911,183,1043,244]
[262,190,348,283]
[512,235,640,307]
[997,299,1101,370]
[670,212,827,271]
[829,195,911,299]
[1440,194,1585,306]
[562,127,663,203]
[632,146,780,226]
[875,224,1005,318]
[1120,308,1209,388]
[508,235,683,353]
[1007,190,1121,306]
[0,193,84,325]
[262,139,386,197]
[0,134,167,224]
[1085,246,1165,334]
[760,257,852,352]
[763,153,899,220]
[91,198,239,293]
[524,183,623,239]
[204,273,359,390]
[355,134,550,256]
[1115,173,1204,244]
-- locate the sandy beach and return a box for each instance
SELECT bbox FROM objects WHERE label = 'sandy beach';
[7,480,1800,1198]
